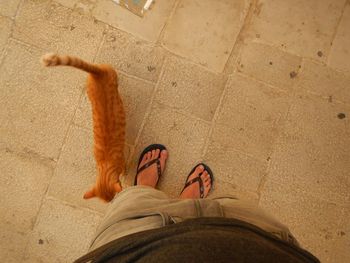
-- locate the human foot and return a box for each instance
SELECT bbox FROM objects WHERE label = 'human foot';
[135,145,168,188]
[180,164,213,199]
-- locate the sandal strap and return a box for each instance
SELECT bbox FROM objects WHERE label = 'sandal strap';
[181,176,205,198]
[136,158,162,182]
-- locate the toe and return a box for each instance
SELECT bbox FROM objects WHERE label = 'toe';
[194,165,204,175]
[155,149,160,158]
[146,151,152,160]
[151,150,156,159]
[139,152,149,167]
[159,150,168,172]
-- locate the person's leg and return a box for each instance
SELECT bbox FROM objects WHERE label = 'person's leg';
[176,163,298,246]
[90,147,170,250]
[213,196,299,246]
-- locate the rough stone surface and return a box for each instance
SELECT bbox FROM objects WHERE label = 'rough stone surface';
[0,228,28,263]
[297,59,350,104]
[260,180,344,262]
[213,73,291,160]
[328,3,350,73]
[96,27,165,82]
[236,42,302,90]
[0,149,53,232]
[249,0,346,61]
[330,207,350,263]
[24,198,102,263]
[155,56,227,121]
[1,0,350,262]
[162,0,247,72]
[266,94,350,204]
[204,145,267,193]
[47,125,108,213]
[0,16,12,55]
[0,40,83,159]
[13,0,105,60]
[0,0,21,17]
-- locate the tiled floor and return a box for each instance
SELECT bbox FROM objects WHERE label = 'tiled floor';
[0,0,349,262]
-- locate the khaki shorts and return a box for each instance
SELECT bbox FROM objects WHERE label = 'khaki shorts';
[89,186,299,251]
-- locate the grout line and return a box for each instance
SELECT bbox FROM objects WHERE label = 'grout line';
[156,0,181,45]
[326,0,348,65]
[45,195,105,217]
[223,0,258,74]
[160,44,223,75]
[118,69,157,85]
[201,77,230,158]
[125,58,169,169]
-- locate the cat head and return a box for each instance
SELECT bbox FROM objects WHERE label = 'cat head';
[83,165,123,202]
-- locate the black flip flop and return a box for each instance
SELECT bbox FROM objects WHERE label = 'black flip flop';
[134,144,167,186]
[180,163,214,198]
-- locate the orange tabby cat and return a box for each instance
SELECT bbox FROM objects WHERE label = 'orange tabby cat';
[41,53,126,202]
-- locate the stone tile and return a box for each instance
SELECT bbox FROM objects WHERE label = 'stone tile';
[48,125,108,213]
[0,40,83,159]
[92,0,176,43]
[0,0,21,17]
[13,0,105,60]
[74,73,155,145]
[330,207,350,263]
[298,60,350,104]
[0,148,53,233]
[128,103,210,197]
[96,27,165,82]
[212,73,291,160]
[162,0,247,72]
[328,3,350,73]
[54,0,80,9]
[24,198,102,263]
[0,228,28,263]
[237,42,302,90]
[204,145,267,194]
[267,94,350,204]
[249,0,346,61]
[260,180,343,263]
[155,56,227,121]
[0,16,12,55]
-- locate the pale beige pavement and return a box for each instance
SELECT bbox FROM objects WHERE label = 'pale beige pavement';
[0,0,349,262]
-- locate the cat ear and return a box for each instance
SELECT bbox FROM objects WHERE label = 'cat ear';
[113,182,122,193]
[83,188,96,199]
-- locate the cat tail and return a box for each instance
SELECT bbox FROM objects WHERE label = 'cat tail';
[41,53,102,74]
